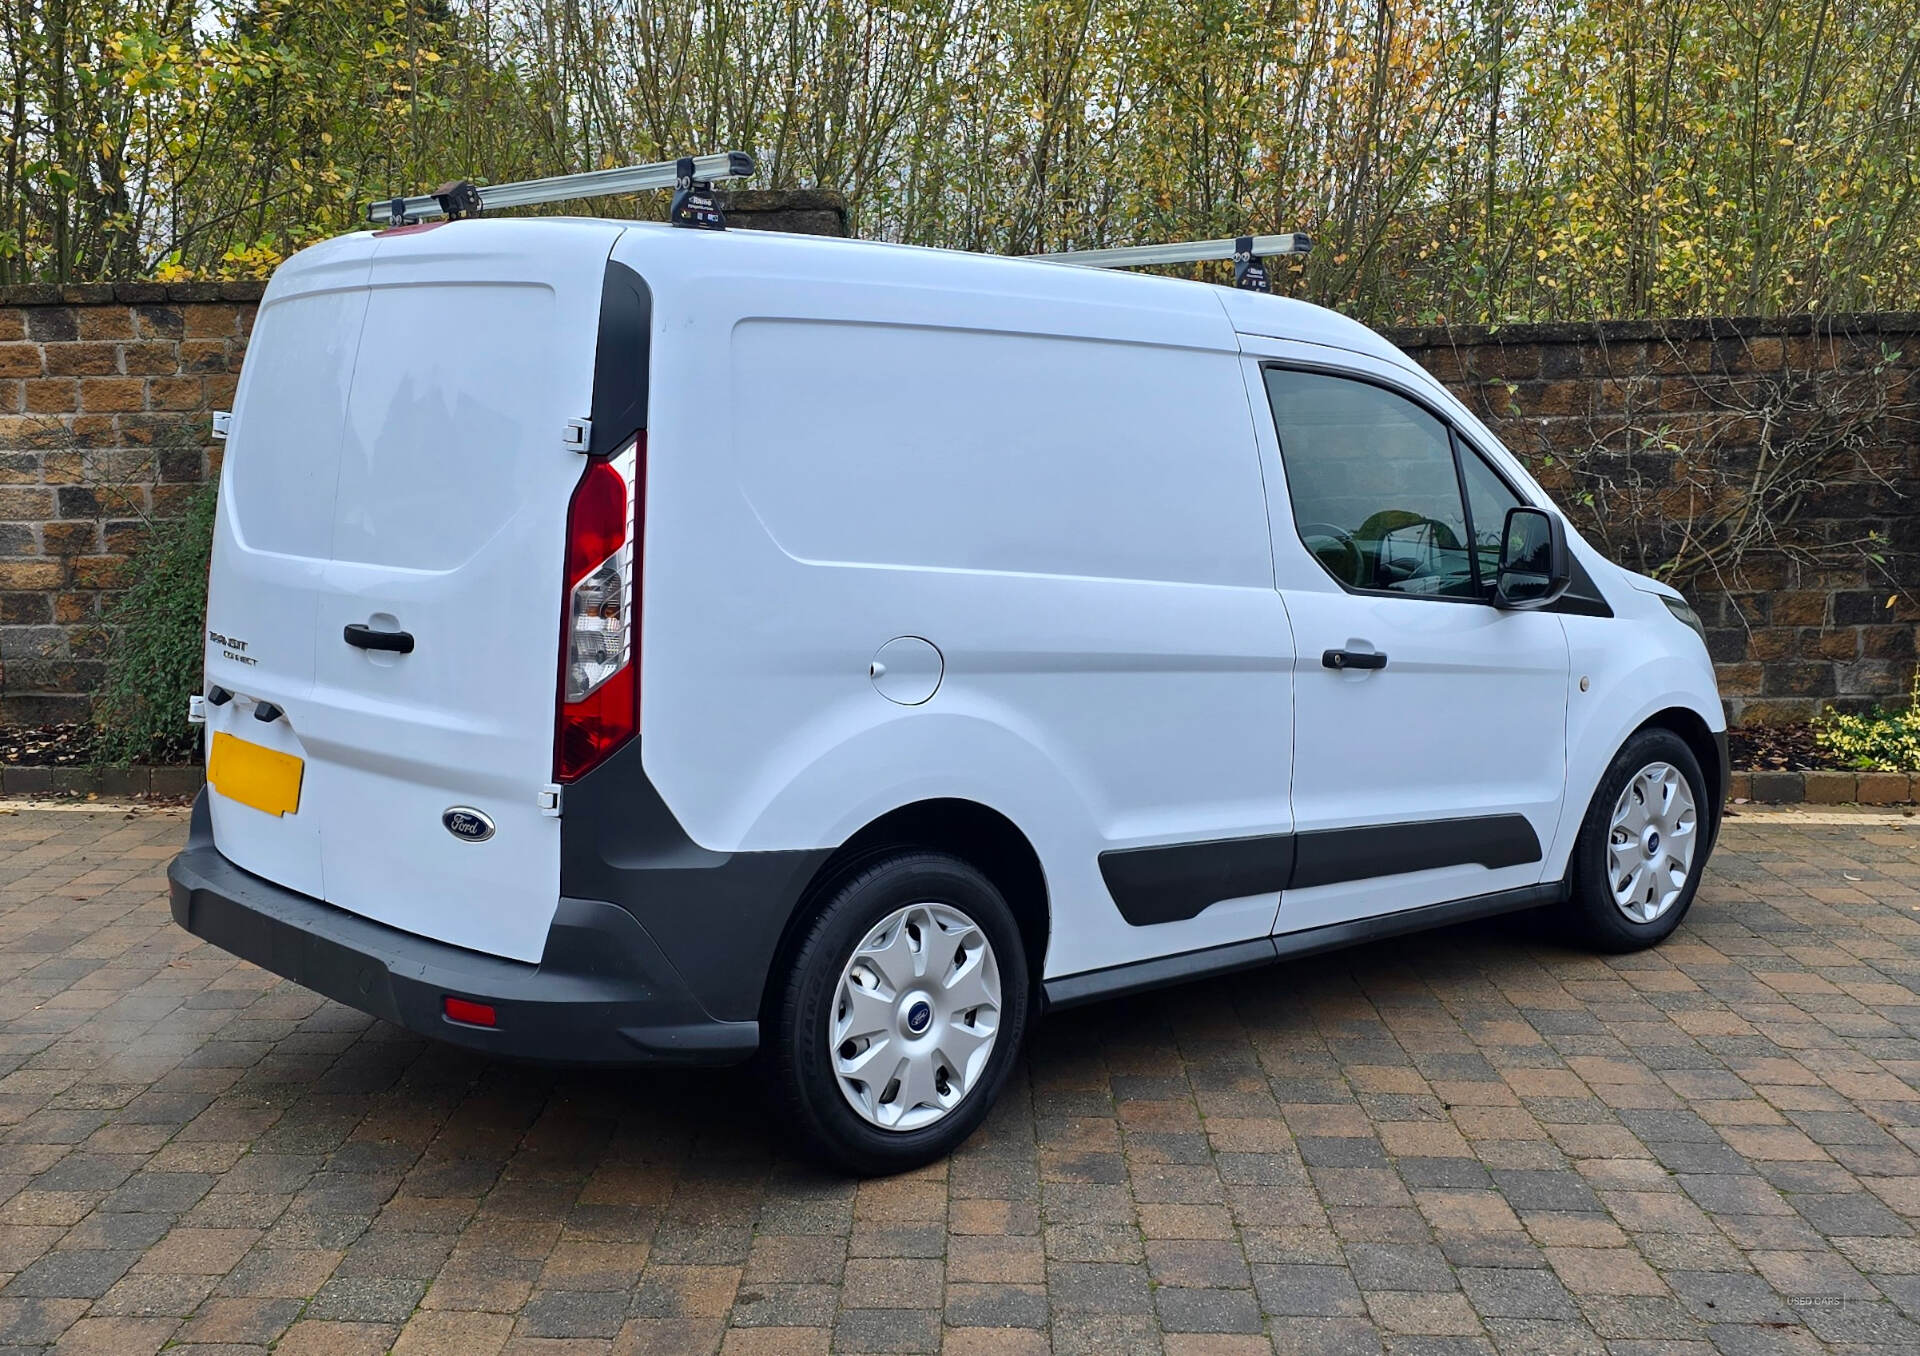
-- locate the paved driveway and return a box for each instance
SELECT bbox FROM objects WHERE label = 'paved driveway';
[2,804,1920,1355]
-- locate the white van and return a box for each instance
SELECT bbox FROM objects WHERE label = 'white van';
[169,214,1725,1174]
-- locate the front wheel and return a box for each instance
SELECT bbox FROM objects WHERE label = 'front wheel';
[770,850,1030,1175]
[1564,728,1713,951]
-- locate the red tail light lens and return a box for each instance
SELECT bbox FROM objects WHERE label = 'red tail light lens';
[555,435,642,782]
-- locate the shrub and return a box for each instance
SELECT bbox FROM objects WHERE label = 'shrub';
[1815,674,1920,772]
[93,481,218,765]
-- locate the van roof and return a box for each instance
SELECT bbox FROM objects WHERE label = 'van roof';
[310,217,1409,368]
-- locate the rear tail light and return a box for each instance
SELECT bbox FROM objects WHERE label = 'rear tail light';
[555,435,642,782]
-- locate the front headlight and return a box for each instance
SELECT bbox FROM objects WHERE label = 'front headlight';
[1661,594,1707,645]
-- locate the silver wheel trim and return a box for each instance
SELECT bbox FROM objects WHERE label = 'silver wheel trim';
[830,901,1002,1132]
[1607,760,1699,924]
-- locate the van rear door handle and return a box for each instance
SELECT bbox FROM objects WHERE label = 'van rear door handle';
[1323,648,1387,671]
[343,624,414,654]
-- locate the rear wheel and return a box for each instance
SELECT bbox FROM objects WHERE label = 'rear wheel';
[1565,728,1711,951]
[771,851,1030,1175]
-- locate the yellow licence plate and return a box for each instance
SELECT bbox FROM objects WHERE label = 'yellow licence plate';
[207,731,304,817]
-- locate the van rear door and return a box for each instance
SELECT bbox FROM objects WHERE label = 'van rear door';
[204,219,624,962]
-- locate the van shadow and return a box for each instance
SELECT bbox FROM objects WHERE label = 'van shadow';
[316,907,1587,1177]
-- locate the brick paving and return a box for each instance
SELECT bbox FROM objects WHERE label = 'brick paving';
[4,805,1920,1353]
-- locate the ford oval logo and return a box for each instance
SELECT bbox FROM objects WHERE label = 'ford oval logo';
[442,807,495,843]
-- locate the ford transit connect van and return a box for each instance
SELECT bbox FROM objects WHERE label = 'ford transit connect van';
[169,216,1725,1173]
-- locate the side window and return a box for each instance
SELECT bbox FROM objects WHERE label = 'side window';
[1263,368,1479,599]
[1458,442,1524,599]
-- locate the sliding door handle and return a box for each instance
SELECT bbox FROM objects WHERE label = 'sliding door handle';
[1323,648,1387,671]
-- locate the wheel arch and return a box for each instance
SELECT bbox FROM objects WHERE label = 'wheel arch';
[759,798,1052,1022]
[1634,705,1727,844]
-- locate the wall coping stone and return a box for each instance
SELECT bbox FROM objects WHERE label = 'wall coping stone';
[0,281,269,306]
[0,763,204,798]
[1383,311,1920,349]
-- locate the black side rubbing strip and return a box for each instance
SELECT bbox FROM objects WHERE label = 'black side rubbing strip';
[1099,834,1296,927]
[1289,814,1541,891]
[1102,814,1544,926]
[588,260,652,456]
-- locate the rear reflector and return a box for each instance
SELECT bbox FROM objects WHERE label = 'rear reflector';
[443,996,497,1027]
[555,435,642,782]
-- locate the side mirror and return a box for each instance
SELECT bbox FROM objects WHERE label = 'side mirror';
[1493,506,1571,609]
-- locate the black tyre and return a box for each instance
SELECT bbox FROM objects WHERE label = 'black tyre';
[1565,727,1713,952]
[771,850,1030,1175]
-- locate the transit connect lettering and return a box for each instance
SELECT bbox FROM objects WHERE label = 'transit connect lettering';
[207,629,257,666]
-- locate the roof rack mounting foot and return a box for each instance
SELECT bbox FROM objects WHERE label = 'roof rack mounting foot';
[433,180,484,222]
[668,158,727,231]
[1233,236,1270,293]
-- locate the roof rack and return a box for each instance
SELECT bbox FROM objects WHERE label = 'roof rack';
[1027,232,1311,292]
[365,148,1308,293]
[366,151,756,228]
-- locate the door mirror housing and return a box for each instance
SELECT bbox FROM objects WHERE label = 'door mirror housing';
[1493,506,1571,609]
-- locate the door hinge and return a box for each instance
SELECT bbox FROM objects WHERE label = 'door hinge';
[211,411,232,440]
[561,418,591,452]
[538,784,563,817]
[186,694,206,725]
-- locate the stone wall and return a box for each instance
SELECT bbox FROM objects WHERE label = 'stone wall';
[0,284,246,723]
[1387,314,1920,725]
[0,244,1913,725]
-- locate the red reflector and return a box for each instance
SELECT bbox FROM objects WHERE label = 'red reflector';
[443,996,496,1027]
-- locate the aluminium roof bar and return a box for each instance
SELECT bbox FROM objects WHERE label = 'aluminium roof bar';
[1027,232,1311,270]
[366,150,756,226]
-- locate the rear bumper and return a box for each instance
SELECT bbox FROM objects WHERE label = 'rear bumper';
[167,790,757,1066]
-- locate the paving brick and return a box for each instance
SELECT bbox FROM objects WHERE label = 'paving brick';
[1152,1284,1262,1333]
[831,1305,941,1353]
[46,1314,177,1355]
[1251,1263,1367,1317]
[390,1310,514,1355]
[945,1281,1049,1327]
[273,1319,398,1356]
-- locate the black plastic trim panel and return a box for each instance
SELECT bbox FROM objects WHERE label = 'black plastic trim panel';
[1099,834,1295,927]
[1103,813,1543,926]
[168,791,754,1065]
[1289,813,1541,890]
[588,260,651,456]
[558,738,833,1023]
[1047,882,1564,1009]
[1549,555,1614,618]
